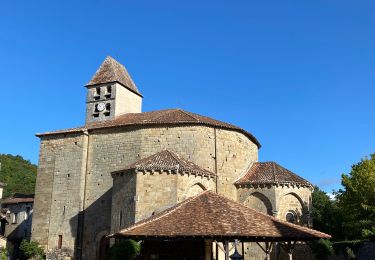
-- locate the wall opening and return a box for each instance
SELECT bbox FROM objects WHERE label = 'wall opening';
[58,235,63,249]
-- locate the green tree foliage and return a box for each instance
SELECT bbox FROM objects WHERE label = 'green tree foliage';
[106,239,141,260]
[310,239,334,260]
[19,240,44,260]
[337,153,375,240]
[0,154,37,198]
[312,187,344,240]
[0,248,7,260]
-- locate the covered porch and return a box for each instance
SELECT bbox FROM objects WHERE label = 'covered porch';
[109,191,330,259]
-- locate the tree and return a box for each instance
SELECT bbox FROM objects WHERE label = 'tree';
[310,239,334,260]
[0,154,37,198]
[19,240,44,260]
[312,186,344,240]
[337,153,375,240]
[106,240,141,260]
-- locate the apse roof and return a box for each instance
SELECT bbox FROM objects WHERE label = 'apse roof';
[235,162,312,188]
[111,150,215,178]
[36,109,261,148]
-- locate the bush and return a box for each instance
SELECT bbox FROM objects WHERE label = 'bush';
[19,240,44,260]
[310,239,333,260]
[106,239,141,260]
[0,248,7,260]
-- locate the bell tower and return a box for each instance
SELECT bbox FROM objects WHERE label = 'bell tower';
[85,56,143,124]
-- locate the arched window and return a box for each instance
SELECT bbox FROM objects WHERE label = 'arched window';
[286,211,297,223]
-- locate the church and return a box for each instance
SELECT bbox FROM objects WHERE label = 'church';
[32,56,318,259]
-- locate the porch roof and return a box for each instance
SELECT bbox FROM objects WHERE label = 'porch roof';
[110,191,330,242]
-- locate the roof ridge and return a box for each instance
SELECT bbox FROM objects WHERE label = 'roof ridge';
[272,162,277,182]
[177,109,201,122]
[116,190,210,234]
[273,162,313,186]
[233,161,257,184]
[164,150,183,167]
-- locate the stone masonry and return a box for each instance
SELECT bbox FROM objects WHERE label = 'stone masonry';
[31,56,313,260]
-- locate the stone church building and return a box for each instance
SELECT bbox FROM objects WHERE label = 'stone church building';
[32,56,314,259]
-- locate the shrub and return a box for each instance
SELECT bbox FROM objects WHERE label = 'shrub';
[310,239,333,260]
[106,239,141,260]
[19,240,44,260]
[0,248,7,260]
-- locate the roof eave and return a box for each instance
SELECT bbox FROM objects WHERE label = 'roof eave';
[85,80,143,98]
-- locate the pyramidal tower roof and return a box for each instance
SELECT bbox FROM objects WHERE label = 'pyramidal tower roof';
[87,56,142,96]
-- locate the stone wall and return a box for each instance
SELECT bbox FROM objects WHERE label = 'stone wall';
[111,170,216,234]
[236,185,312,225]
[114,83,142,116]
[274,186,312,225]
[33,124,258,260]
[237,186,276,215]
[85,83,142,124]
[216,129,258,200]
[110,171,136,233]
[32,132,88,258]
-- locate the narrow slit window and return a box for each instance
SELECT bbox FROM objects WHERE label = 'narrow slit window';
[58,235,63,249]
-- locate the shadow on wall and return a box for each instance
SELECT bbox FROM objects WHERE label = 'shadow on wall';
[5,212,33,259]
[67,188,113,260]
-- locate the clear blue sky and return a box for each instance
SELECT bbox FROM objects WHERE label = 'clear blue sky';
[1,1,374,193]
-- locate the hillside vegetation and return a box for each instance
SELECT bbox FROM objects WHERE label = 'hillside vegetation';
[0,154,37,198]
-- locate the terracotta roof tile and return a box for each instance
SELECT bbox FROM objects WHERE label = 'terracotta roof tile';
[36,109,261,148]
[235,162,312,188]
[87,56,142,96]
[112,191,329,240]
[1,194,34,205]
[112,150,215,178]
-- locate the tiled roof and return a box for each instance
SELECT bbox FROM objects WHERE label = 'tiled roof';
[36,109,261,148]
[235,162,312,188]
[1,194,34,205]
[112,150,215,178]
[87,56,142,96]
[112,191,330,240]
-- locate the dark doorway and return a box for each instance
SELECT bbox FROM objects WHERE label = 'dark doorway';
[137,239,205,260]
[98,235,110,260]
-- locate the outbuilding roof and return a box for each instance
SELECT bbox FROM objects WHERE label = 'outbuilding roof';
[1,194,34,205]
[111,191,329,241]
[112,150,215,178]
[36,109,261,148]
[235,162,312,188]
[86,56,142,97]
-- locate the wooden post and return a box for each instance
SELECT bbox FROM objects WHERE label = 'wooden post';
[256,241,273,260]
[241,241,245,258]
[224,240,229,260]
[280,241,296,260]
